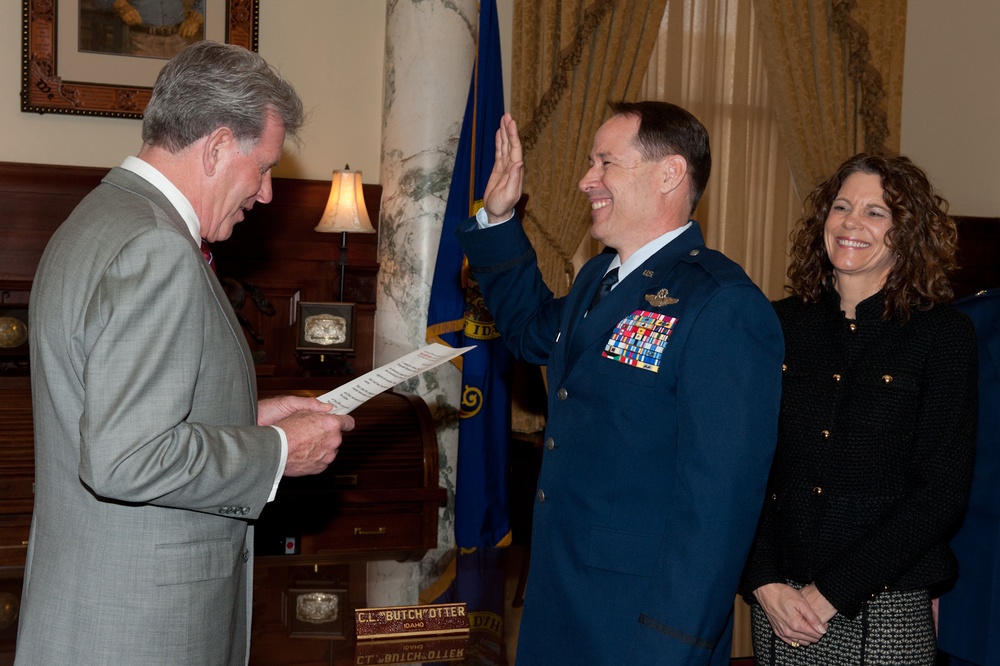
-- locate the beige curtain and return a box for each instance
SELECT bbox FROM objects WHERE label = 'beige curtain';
[639,0,800,301]
[752,0,907,194]
[511,0,669,296]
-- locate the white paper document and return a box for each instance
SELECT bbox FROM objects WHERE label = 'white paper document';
[317,343,475,414]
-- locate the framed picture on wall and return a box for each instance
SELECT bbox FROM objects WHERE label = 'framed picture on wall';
[21,0,259,119]
[296,302,356,354]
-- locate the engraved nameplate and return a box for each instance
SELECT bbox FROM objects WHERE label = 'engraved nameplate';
[354,603,470,640]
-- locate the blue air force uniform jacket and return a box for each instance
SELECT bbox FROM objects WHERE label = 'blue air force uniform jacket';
[938,288,1000,666]
[457,215,783,665]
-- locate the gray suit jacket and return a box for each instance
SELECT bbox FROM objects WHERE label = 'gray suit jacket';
[17,168,281,665]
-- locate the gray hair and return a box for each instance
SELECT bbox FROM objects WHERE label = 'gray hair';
[142,41,304,153]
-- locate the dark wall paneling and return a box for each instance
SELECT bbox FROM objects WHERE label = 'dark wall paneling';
[0,161,382,380]
[953,216,1000,300]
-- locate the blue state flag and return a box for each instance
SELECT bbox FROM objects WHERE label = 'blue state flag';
[426,0,511,549]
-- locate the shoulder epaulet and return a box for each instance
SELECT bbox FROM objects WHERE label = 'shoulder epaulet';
[954,287,1000,306]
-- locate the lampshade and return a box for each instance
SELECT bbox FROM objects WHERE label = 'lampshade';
[314,165,376,234]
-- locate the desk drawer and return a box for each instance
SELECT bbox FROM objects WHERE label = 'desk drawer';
[299,506,425,554]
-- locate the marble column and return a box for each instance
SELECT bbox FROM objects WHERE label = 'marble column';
[376,0,478,555]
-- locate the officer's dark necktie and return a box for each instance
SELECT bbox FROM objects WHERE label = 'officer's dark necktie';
[587,267,619,313]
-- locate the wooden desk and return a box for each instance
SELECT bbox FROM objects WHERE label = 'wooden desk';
[254,387,446,557]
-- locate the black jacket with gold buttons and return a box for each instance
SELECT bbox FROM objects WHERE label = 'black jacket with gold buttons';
[741,288,978,619]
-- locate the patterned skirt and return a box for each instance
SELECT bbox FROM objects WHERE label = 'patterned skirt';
[750,587,937,665]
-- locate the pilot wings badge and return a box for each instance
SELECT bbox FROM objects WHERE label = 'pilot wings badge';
[644,289,678,307]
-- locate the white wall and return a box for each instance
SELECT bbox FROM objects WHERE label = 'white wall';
[257,1,387,179]
[1,1,389,181]
[901,0,1000,217]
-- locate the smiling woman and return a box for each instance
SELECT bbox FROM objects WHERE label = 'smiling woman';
[785,153,958,323]
[822,171,896,316]
[740,153,977,666]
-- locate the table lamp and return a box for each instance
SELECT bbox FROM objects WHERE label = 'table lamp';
[314,165,376,301]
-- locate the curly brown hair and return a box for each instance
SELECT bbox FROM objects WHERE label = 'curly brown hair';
[786,153,956,321]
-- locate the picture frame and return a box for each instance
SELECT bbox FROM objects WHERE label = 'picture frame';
[296,302,356,354]
[21,0,260,119]
[285,588,347,639]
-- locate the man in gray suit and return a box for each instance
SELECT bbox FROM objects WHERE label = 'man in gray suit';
[17,41,354,665]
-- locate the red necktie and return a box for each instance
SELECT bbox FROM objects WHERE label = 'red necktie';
[200,240,216,274]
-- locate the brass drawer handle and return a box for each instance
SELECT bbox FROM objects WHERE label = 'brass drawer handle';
[353,527,386,536]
